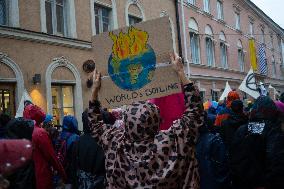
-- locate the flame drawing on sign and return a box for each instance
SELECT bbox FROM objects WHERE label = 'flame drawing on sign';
[108,26,156,91]
[109,27,149,60]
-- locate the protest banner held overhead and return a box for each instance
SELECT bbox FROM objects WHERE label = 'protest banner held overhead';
[92,17,181,108]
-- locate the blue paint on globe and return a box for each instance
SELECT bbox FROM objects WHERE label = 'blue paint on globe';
[108,46,156,91]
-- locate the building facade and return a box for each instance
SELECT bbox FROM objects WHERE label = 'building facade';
[179,0,284,102]
[0,0,178,128]
[1,0,284,129]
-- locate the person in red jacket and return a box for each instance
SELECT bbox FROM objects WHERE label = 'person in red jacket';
[23,103,67,189]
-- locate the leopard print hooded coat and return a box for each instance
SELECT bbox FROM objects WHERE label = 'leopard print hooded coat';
[88,83,204,189]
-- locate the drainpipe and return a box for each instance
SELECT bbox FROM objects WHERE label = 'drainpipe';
[178,0,190,77]
[175,0,183,58]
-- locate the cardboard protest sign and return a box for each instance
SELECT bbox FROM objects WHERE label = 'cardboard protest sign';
[92,17,181,108]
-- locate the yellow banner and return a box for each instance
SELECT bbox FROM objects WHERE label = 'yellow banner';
[249,39,258,72]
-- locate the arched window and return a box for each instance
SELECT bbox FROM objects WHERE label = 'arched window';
[237,39,245,72]
[219,31,228,68]
[189,18,200,64]
[205,25,215,66]
[46,57,83,129]
[125,0,145,26]
[0,52,24,116]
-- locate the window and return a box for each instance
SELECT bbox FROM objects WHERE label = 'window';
[52,85,74,125]
[249,22,254,37]
[235,12,241,30]
[272,56,276,78]
[260,28,265,43]
[220,42,228,68]
[0,89,11,115]
[206,37,215,66]
[188,0,196,5]
[0,0,8,25]
[203,0,210,13]
[238,49,245,72]
[211,90,219,101]
[94,4,111,34]
[128,15,142,25]
[217,0,224,20]
[190,32,200,64]
[237,40,244,72]
[45,0,65,35]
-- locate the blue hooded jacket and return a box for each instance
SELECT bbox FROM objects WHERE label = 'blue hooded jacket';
[60,115,79,149]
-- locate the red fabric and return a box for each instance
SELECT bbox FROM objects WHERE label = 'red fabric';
[23,104,66,189]
[214,113,230,127]
[0,139,32,175]
[32,126,67,189]
[23,104,46,126]
[149,92,185,130]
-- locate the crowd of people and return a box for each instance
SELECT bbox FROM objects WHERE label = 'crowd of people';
[0,53,284,189]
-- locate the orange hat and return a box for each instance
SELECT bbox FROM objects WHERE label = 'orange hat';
[226,91,240,108]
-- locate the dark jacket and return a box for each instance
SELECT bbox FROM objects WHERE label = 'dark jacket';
[196,125,230,189]
[71,134,105,188]
[230,96,282,189]
[265,124,284,189]
[220,112,248,156]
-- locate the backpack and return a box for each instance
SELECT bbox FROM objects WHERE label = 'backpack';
[230,122,266,187]
[196,131,230,189]
[56,132,72,167]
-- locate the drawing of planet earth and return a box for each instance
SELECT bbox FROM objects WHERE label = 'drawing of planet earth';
[108,45,156,91]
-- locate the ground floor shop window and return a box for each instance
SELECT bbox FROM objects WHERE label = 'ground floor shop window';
[0,84,15,116]
[211,90,219,101]
[51,85,74,125]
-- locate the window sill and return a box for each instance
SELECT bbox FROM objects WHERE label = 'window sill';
[217,19,226,25]
[0,26,91,50]
[186,3,199,10]
[189,63,246,75]
[203,11,213,18]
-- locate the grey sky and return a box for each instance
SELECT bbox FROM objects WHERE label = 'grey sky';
[250,0,284,29]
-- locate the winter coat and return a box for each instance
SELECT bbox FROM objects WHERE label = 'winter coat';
[219,112,248,157]
[88,83,204,189]
[230,96,282,189]
[196,126,230,189]
[60,115,80,150]
[70,133,106,189]
[24,104,67,189]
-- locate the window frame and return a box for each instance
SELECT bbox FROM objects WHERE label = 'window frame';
[238,48,245,72]
[0,0,8,26]
[235,12,241,30]
[249,22,254,37]
[94,3,112,35]
[220,41,228,69]
[189,31,201,64]
[217,0,224,20]
[205,37,215,66]
[203,0,211,13]
[51,84,75,125]
[128,14,142,25]
[45,0,67,36]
